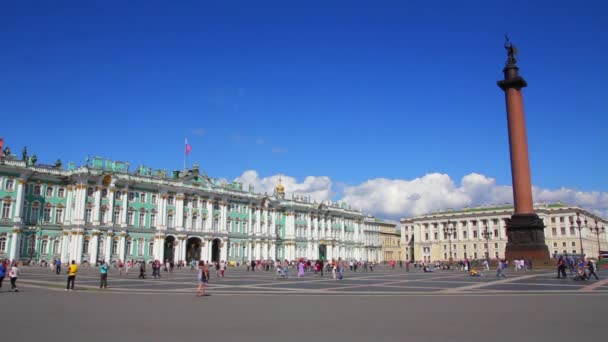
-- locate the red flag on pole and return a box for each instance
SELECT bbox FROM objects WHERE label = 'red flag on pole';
[185,138,192,155]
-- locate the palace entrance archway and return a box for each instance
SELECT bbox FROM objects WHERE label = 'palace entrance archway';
[186,237,202,262]
[318,244,327,261]
[164,236,176,263]
[212,238,221,263]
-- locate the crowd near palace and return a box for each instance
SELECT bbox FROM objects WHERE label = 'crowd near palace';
[0,142,606,266]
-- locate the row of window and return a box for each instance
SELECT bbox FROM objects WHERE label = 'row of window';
[419,229,502,241]
[442,243,500,250]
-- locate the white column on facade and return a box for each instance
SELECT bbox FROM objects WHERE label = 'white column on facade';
[180,238,187,262]
[72,187,81,225]
[8,229,21,261]
[60,232,69,262]
[104,234,112,262]
[270,210,276,238]
[107,188,115,225]
[205,200,212,231]
[64,186,74,225]
[206,240,212,262]
[90,233,99,264]
[254,207,261,235]
[73,232,84,263]
[13,179,25,225]
[73,186,83,225]
[120,187,128,227]
[159,193,168,228]
[175,194,184,230]
[92,186,102,226]
[247,241,253,262]
[153,235,164,262]
[222,202,229,233]
[75,184,87,225]
[221,240,228,261]
[118,233,126,262]
[246,204,252,235]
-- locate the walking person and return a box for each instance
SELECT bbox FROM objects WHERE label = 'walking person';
[298,260,305,277]
[332,260,337,279]
[337,258,344,280]
[55,259,61,275]
[138,261,146,279]
[99,261,109,289]
[196,261,210,297]
[556,256,567,279]
[9,262,20,292]
[587,258,599,280]
[0,260,6,291]
[496,259,507,278]
[220,260,226,278]
[66,260,78,291]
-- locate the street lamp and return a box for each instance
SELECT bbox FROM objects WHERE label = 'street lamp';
[574,212,587,258]
[481,225,492,261]
[443,220,456,262]
[589,219,605,259]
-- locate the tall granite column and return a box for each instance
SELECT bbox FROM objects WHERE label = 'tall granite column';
[497,39,549,262]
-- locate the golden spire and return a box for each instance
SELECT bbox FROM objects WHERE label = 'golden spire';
[276,175,285,195]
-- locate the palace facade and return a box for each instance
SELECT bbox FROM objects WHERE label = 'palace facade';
[0,155,385,264]
[401,204,608,262]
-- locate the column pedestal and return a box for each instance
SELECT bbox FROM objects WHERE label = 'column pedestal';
[505,213,550,263]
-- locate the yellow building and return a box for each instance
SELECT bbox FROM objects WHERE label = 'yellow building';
[379,221,401,262]
[400,203,607,263]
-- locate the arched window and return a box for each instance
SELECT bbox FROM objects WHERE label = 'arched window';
[98,239,105,257]
[27,235,36,255]
[30,202,40,224]
[1,200,12,219]
[83,238,90,254]
[137,238,144,256]
[148,241,154,256]
[126,239,133,255]
[5,179,14,191]
[52,239,60,254]
[112,239,118,255]
[87,187,94,197]
[0,235,6,252]
[40,239,48,254]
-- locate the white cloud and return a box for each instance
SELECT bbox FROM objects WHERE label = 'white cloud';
[234,170,332,202]
[342,173,608,220]
[234,170,608,220]
[255,138,265,145]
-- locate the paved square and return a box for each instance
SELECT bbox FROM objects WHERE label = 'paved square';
[4,265,608,342]
[14,264,608,295]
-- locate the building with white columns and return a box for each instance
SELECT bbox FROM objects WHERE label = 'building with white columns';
[400,203,608,263]
[0,154,386,264]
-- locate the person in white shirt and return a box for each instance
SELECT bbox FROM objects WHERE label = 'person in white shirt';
[9,262,20,292]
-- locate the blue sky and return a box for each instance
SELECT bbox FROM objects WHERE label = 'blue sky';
[1,1,607,218]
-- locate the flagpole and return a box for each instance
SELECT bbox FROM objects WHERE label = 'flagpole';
[184,137,187,171]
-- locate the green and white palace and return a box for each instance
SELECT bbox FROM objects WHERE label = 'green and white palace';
[0,155,385,264]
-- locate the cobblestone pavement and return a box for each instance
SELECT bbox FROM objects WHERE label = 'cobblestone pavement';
[12,264,608,295]
[3,265,608,342]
